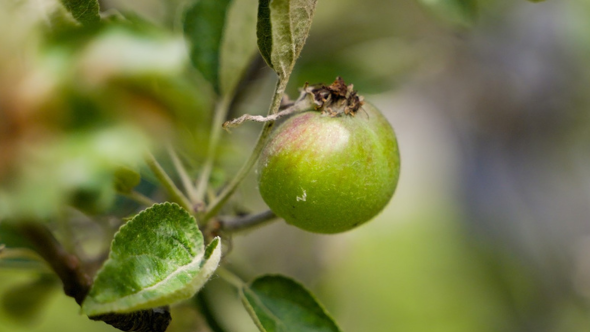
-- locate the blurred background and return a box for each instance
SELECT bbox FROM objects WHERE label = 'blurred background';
[1,0,590,331]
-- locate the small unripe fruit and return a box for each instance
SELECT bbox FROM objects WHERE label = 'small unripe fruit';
[257,80,400,233]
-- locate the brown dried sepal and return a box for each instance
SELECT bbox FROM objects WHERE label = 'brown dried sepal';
[222,77,365,130]
[303,77,364,117]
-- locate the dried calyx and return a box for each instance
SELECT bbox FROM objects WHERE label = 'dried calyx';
[304,77,364,117]
[222,77,364,129]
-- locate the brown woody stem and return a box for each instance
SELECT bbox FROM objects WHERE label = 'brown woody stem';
[219,210,277,233]
[16,222,92,304]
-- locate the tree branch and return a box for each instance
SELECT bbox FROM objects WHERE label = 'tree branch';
[219,210,277,233]
[16,222,92,304]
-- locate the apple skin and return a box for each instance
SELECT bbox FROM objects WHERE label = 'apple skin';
[257,102,400,234]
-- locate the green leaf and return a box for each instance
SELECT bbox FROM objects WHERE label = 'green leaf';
[81,203,221,316]
[60,0,101,25]
[113,166,141,194]
[257,0,318,79]
[417,0,478,28]
[183,0,232,92]
[219,0,259,97]
[240,275,342,332]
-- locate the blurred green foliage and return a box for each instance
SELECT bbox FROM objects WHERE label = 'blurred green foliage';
[0,0,211,220]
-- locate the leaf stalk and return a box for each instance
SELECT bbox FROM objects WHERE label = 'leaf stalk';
[145,152,193,213]
[216,267,245,289]
[168,144,200,204]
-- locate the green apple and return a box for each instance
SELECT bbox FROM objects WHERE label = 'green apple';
[257,96,400,234]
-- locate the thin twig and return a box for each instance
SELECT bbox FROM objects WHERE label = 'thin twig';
[122,191,158,207]
[195,96,232,203]
[219,210,277,233]
[222,95,312,130]
[167,144,199,203]
[203,77,289,223]
[145,152,193,213]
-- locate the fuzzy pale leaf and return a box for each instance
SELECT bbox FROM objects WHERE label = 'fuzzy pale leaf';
[257,0,317,78]
[81,203,221,316]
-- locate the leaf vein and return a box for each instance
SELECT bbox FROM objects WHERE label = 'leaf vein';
[244,288,288,330]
